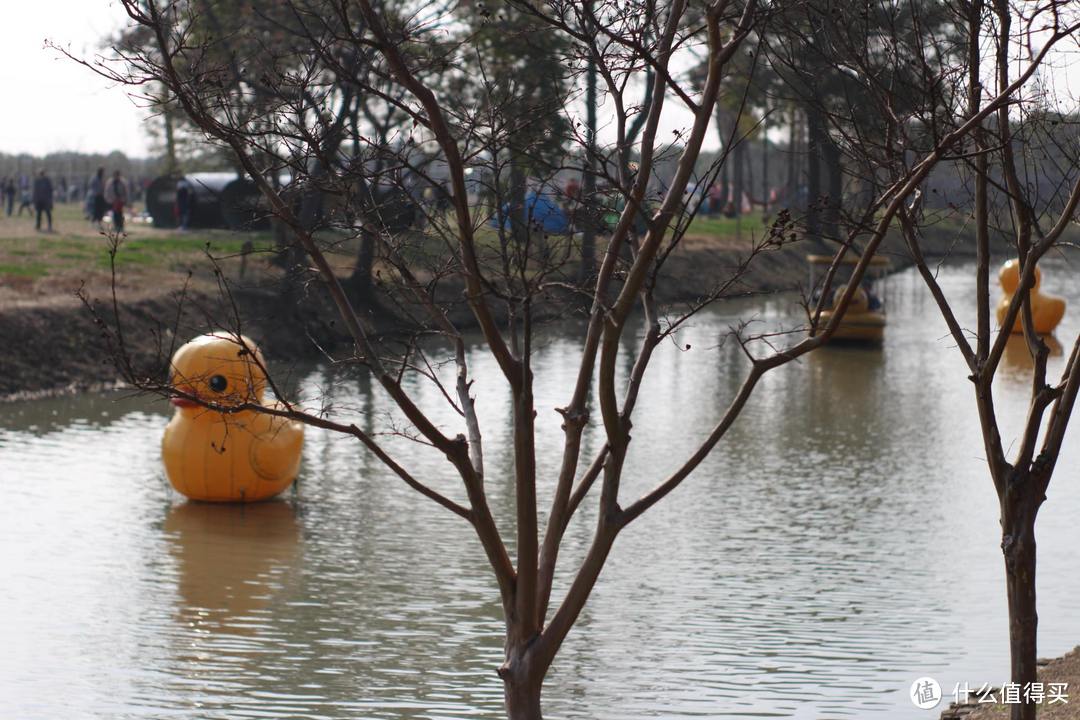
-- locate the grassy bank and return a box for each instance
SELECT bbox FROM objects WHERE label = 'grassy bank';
[0,201,1034,399]
[0,203,276,308]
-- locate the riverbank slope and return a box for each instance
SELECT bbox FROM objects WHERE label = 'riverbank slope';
[940,646,1080,720]
[0,214,1022,399]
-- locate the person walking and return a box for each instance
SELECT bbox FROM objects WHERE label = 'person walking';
[16,175,33,216]
[32,169,54,232]
[175,177,192,230]
[104,170,128,232]
[88,167,107,226]
[3,177,14,216]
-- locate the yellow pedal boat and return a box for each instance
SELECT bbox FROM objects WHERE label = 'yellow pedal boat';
[808,254,889,344]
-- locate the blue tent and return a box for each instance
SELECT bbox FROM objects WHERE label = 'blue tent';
[490,192,570,235]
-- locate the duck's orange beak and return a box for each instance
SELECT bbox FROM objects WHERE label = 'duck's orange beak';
[170,386,200,408]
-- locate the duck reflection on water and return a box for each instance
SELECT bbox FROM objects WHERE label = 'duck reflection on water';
[164,500,301,635]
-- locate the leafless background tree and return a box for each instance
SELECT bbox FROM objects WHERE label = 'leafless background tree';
[760,3,1080,718]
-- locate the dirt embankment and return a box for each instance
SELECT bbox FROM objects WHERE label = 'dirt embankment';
[0,223,1010,400]
[940,646,1080,720]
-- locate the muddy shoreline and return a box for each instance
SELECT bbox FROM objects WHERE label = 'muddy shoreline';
[0,225,1010,401]
[939,646,1080,720]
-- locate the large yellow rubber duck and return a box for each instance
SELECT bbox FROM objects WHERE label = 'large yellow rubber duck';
[996,259,1065,334]
[162,333,303,502]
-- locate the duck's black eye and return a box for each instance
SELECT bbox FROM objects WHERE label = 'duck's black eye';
[208,375,229,393]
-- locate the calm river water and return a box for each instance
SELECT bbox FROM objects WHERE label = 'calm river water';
[2,260,1078,719]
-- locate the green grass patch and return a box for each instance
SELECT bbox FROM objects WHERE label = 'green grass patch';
[120,233,273,257]
[79,232,276,270]
[39,237,95,251]
[123,236,234,254]
[95,251,157,269]
[0,262,48,278]
[685,214,767,236]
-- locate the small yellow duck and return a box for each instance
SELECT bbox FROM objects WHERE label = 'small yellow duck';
[162,333,303,502]
[996,259,1065,335]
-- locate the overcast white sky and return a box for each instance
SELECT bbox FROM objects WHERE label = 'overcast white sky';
[2,2,1078,161]
[0,1,150,157]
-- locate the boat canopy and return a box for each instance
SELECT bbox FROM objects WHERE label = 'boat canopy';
[806,253,890,266]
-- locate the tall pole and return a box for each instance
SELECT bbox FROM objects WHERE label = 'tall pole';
[761,113,768,219]
[579,0,598,282]
[162,87,179,176]
[786,104,798,209]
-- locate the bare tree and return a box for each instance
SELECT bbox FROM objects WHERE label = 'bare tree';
[762,3,1080,718]
[69,1,1076,717]
[909,5,1080,718]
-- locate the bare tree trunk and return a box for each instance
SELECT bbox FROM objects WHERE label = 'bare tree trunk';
[579,0,598,282]
[281,184,325,269]
[863,170,877,209]
[760,116,768,218]
[746,139,755,207]
[822,133,842,243]
[347,228,376,301]
[805,103,823,246]
[270,170,290,262]
[500,638,546,720]
[503,677,543,720]
[804,91,841,245]
[718,162,729,213]
[162,98,178,176]
[732,140,745,218]
[1002,491,1040,720]
[786,105,798,208]
[274,89,355,270]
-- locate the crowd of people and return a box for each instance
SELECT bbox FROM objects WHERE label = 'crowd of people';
[84,167,132,232]
[1,168,136,233]
[556,174,785,232]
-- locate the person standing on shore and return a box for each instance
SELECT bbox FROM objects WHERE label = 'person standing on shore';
[104,170,128,232]
[17,175,33,216]
[32,169,54,232]
[3,177,14,216]
[88,167,107,227]
[175,177,192,230]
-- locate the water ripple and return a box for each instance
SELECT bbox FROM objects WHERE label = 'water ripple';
[2,262,1079,718]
